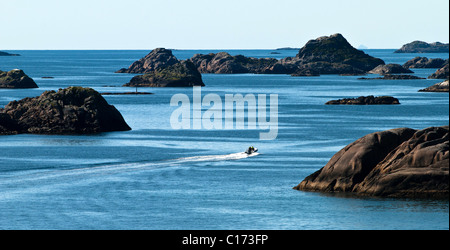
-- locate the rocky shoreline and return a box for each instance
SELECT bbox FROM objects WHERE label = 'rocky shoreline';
[325,96,400,105]
[0,87,131,135]
[294,126,449,199]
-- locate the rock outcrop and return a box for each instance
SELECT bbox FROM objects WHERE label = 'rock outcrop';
[395,41,449,53]
[0,87,131,135]
[117,48,205,87]
[368,64,413,75]
[189,52,278,74]
[325,96,400,105]
[419,80,449,92]
[358,74,425,80]
[188,34,385,76]
[0,51,20,56]
[403,57,448,69]
[123,60,204,87]
[116,48,179,74]
[0,69,38,89]
[428,63,449,79]
[294,126,449,199]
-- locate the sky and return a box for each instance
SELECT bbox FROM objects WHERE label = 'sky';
[0,0,449,50]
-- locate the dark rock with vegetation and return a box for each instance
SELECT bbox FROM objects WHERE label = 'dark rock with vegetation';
[189,52,278,74]
[294,126,449,199]
[368,64,413,75]
[0,51,20,56]
[116,48,179,74]
[117,48,205,87]
[325,96,400,105]
[0,87,131,135]
[403,57,448,69]
[123,61,204,87]
[395,41,449,53]
[188,34,385,76]
[0,69,38,89]
[419,80,449,92]
[428,63,449,79]
[270,33,385,76]
[358,74,425,80]
[293,33,385,71]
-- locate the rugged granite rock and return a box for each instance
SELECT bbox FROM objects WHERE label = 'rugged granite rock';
[188,34,385,76]
[428,63,449,79]
[189,52,278,74]
[294,126,449,199]
[123,61,204,87]
[116,48,179,74]
[0,87,131,135]
[294,34,385,71]
[358,74,425,80]
[368,64,413,75]
[403,57,448,69]
[325,96,400,105]
[419,80,449,92]
[117,48,205,87]
[0,51,20,56]
[395,41,449,53]
[0,69,38,89]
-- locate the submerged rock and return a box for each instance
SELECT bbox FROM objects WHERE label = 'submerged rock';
[358,74,425,80]
[294,126,449,199]
[325,96,400,105]
[419,80,449,92]
[395,41,449,53]
[0,86,131,135]
[0,69,38,89]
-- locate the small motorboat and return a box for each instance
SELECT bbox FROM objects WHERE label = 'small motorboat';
[245,146,258,155]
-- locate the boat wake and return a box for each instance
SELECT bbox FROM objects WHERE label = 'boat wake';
[0,151,260,189]
[175,152,259,163]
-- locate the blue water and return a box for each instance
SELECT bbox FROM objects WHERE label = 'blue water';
[0,49,448,230]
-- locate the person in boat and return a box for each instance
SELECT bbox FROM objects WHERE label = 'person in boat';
[247,146,255,153]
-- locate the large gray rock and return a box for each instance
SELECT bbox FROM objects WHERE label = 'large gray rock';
[294,126,449,199]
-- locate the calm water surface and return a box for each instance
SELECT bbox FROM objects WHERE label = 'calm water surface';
[0,49,448,229]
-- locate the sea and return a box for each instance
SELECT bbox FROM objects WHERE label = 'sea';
[0,49,448,230]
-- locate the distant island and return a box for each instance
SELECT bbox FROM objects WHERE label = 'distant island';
[0,51,20,56]
[395,41,449,53]
[275,47,300,51]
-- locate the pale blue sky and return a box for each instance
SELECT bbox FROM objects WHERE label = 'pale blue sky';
[1,0,448,49]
